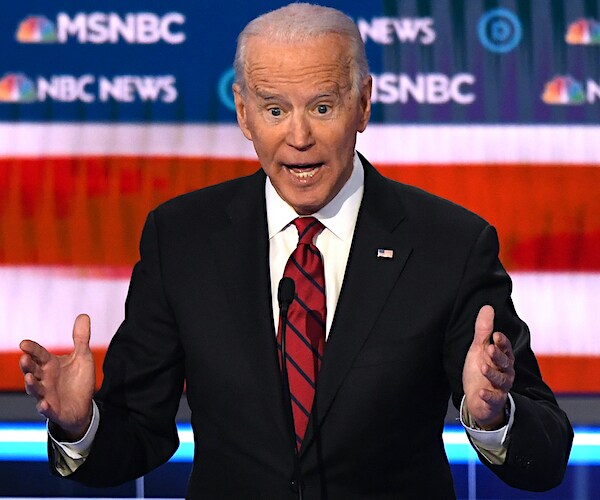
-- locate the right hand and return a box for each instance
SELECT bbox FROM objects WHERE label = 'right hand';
[19,314,96,441]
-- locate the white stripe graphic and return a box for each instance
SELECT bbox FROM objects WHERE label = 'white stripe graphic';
[1,124,599,164]
[0,266,128,350]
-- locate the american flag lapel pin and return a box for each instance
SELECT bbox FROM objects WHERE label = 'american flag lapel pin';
[377,248,394,259]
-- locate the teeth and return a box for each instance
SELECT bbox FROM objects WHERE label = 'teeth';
[286,164,320,179]
[291,168,317,179]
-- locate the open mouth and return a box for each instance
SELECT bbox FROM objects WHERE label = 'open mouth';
[284,163,323,179]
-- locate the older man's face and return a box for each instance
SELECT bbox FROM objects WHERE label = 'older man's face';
[234,34,371,215]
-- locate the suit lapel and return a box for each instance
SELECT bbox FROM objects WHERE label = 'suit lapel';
[301,160,413,453]
[207,163,415,454]
[208,170,290,443]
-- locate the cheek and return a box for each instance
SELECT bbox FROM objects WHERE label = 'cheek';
[250,134,274,158]
[254,143,284,180]
[320,119,357,147]
[251,125,284,155]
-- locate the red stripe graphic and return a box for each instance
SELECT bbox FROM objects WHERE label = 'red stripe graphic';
[1,158,598,270]
[0,157,258,266]
[377,164,600,271]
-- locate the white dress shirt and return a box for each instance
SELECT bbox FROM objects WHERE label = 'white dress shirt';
[267,153,364,337]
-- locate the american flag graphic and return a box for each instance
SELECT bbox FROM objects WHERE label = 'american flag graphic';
[0,124,598,394]
[377,248,394,259]
[0,1,598,396]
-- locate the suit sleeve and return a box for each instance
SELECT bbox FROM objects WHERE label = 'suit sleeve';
[55,211,186,487]
[443,224,573,491]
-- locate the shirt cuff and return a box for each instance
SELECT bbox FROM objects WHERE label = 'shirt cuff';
[459,393,515,464]
[49,399,100,460]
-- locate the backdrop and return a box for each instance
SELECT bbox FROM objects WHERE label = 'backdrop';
[0,0,598,394]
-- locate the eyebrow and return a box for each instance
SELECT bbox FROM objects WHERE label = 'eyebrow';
[254,89,341,104]
[253,90,289,106]
[254,90,277,100]
[313,91,340,100]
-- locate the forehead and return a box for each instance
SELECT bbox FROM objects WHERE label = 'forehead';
[243,34,353,93]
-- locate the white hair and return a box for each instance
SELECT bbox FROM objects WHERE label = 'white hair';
[234,3,369,95]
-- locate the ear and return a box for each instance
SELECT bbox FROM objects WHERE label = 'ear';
[233,83,253,141]
[357,75,372,133]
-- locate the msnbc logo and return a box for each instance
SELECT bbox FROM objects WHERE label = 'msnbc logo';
[0,73,37,103]
[16,16,57,43]
[15,12,185,44]
[541,76,585,105]
[566,18,600,45]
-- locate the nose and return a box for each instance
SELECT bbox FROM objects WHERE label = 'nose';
[286,112,314,151]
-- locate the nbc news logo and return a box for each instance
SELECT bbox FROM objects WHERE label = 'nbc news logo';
[565,18,600,45]
[0,72,178,104]
[0,73,37,103]
[542,76,600,105]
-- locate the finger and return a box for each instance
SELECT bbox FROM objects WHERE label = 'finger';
[481,363,513,391]
[488,334,515,369]
[19,339,51,366]
[492,332,515,361]
[24,378,62,423]
[19,353,44,380]
[72,314,92,356]
[479,389,508,407]
[479,388,507,409]
[36,399,56,420]
[23,372,45,399]
[486,343,511,370]
[474,305,495,346]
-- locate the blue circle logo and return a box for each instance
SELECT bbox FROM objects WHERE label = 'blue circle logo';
[217,67,236,111]
[477,8,522,53]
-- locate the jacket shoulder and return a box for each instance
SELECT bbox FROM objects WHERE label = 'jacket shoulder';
[397,180,488,229]
[152,169,264,222]
[364,160,490,235]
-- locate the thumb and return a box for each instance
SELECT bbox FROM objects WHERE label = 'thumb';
[473,305,494,346]
[72,314,92,356]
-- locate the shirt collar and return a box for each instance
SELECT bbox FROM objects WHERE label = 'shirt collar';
[266,152,364,242]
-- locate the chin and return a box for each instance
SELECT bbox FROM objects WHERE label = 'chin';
[291,201,322,215]
[291,205,316,216]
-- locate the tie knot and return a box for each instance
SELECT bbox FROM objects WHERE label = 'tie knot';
[293,217,323,245]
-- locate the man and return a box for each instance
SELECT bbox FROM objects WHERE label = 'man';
[19,3,572,499]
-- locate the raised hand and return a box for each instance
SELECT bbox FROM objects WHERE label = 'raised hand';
[19,314,96,441]
[462,305,515,430]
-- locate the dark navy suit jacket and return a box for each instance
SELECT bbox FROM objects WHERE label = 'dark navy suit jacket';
[59,156,572,499]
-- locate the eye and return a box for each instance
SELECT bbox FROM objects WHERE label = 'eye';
[316,104,329,114]
[269,107,282,117]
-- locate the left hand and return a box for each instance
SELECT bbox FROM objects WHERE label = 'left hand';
[462,305,515,430]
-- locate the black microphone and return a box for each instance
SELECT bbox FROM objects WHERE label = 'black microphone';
[278,277,295,317]
[277,277,303,500]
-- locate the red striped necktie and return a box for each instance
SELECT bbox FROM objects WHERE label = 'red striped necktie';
[277,216,326,449]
